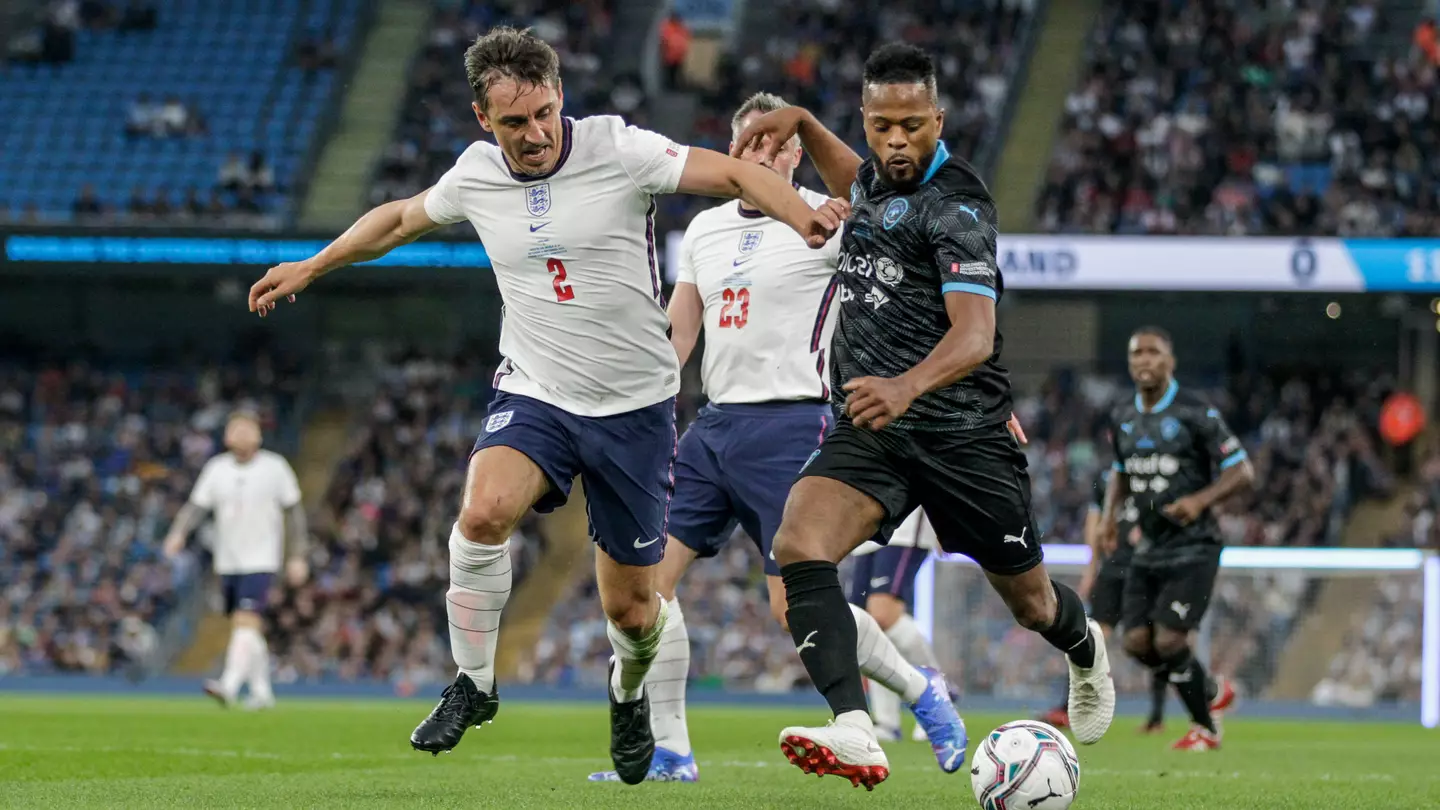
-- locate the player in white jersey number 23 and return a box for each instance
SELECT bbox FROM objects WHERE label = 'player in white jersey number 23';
[245,27,848,785]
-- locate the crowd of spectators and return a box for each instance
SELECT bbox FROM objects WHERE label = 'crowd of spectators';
[1035,1,1440,236]
[368,0,619,224]
[263,352,546,689]
[0,356,296,677]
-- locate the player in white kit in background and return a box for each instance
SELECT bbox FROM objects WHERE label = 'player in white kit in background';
[245,29,846,783]
[163,412,308,710]
[585,92,966,784]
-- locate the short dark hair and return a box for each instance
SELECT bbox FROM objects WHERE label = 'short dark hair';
[863,43,938,101]
[1131,325,1173,348]
[464,26,561,110]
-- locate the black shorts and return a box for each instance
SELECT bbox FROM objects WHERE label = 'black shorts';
[1120,547,1223,632]
[800,418,1042,576]
[1088,569,1126,628]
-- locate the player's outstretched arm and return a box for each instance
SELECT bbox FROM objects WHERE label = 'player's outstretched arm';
[731,107,862,200]
[676,148,848,249]
[162,503,207,559]
[248,188,446,315]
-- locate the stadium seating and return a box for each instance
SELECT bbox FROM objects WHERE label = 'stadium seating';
[0,358,297,675]
[0,0,364,226]
[1034,0,1439,236]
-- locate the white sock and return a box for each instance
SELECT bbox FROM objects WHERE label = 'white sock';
[447,523,511,693]
[869,677,903,731]
[607,595,667,703]
[219,626,250,699]
[647,598,692,757]
[850,604,927,702]
[886,613,940,669]
[238,626,272,702]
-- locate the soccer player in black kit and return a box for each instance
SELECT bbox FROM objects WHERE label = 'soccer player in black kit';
[734,44,1116,788]
[1101,327,1252,752]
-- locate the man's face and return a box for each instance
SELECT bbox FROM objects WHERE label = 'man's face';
[730,110,802,178]
[1128,333,1175,388]
[224,417,262,457]
[475,77,565,176]
[861,82,944,190]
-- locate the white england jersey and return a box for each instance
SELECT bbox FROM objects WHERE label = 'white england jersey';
[425,115,689,417]
[188,450,301,575]
[676,187,843,403]
[853,508,938,557]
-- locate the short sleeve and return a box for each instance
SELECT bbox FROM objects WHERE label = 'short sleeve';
[1198,405,1248,470]
[613,121,689,195]
[275,457,302,508]
[423,161,468,225]
[931,195,999,301]
[188,460,217,509]
[674,224,699,286]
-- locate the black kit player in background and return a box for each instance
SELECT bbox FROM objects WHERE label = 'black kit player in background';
[733,44,1116,787]
[1040,464,1174,733]
[1101,326,1253,752]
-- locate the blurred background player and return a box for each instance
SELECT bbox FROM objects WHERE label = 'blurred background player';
[846,508,942,742]
[1102,326,1251,752]
[587,91,962,783]
[734,44,1115,787]
[244,27,844,782]
[163,412,308,710]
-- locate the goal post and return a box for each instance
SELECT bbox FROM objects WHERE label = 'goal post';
[914,546,1438,728]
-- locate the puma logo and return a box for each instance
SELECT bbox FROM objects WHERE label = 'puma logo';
[795,630,819,654]
[1027,780,1065,807]
[1003,528,1028,546]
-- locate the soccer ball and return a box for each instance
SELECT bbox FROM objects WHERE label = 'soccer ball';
[970,721,1080,810]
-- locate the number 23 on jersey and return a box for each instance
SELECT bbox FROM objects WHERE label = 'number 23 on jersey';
[719,287,749,328]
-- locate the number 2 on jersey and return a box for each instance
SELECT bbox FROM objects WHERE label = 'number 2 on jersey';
[547,258,575,302]
[719,287,750,328]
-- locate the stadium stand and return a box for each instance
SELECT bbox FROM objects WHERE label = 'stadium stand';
[0,0,365,228]
[1031,0,1440,236]
[0,357,298,676]
[367,0,618,224]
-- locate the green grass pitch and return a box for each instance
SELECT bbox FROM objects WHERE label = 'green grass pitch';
[0,696,1434,809]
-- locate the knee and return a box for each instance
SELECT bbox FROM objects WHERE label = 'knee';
[1152,627,1189,659]
[1122,628,1154,660]
[456,504,513,546]
[772,526,827,568]
[1009,585,1057,632]
[603,589,657,635]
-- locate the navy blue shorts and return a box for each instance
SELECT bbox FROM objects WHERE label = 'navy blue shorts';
[473,391,677,567]
[668,401,833,576]
[846,545,929,608]
[221,573,274,614]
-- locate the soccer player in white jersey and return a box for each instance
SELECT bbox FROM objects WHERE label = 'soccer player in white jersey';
[245,28,845,783]
[585,92,965,784]
[163,412,308,710]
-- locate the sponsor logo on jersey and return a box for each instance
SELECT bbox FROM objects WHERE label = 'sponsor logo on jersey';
[874,256,904,286]
[882,198,909,230]
[1123,454,1180,476]
[864,286,890,309]
[738,230,763,253]
[525,183,551,217]
[1160,416,1181,441]
[485,411,514,433]
[950,260,996,285]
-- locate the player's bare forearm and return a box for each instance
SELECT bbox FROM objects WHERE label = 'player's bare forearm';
[169,503,205,540]
[895,292,995,397]
[667,282,703,367]
[1101,470,1126,526]
[1083,509,1103,554]
[284,503,310,558]
[676,149,835,244]
[794,110,863,198]
[1192,459,1255,511]
[308,192,442,277]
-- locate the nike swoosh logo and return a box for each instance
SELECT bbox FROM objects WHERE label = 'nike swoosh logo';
[530,222,550,232]
[732,257,752,266]
[633,536,660,548]
[869,577,891,589]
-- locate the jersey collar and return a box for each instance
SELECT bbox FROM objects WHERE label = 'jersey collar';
[505,117,575,183]
[921,140,951,185]
[1135,378,1179,413]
